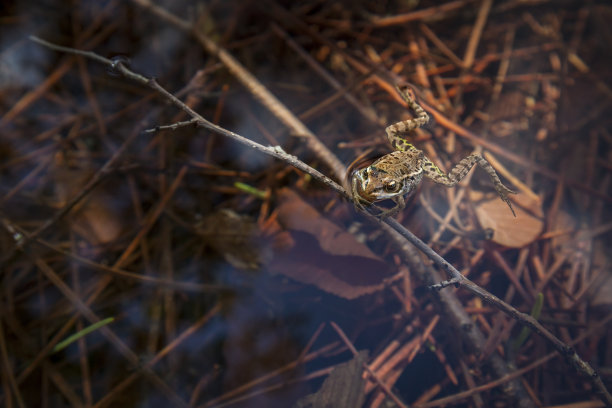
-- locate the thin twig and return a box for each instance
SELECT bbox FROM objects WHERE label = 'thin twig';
[463,0,493,69]
[130,0,348,186]
[369,0,475,27]
[29,35,612,407]
[0,318,26,408]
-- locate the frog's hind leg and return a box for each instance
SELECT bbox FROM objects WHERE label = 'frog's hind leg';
[424,153,517,216]
[384,87,429,152]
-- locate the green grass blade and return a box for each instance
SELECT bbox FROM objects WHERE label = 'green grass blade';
[52,317,115,353]
[234,182,267,199]
[512,293,544,351]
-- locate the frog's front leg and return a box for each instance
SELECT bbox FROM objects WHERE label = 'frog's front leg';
[423,153,517,216]
[350,173,369,213]
[376,195,405,218]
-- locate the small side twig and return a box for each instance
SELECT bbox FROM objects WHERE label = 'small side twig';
[144,118,200,133]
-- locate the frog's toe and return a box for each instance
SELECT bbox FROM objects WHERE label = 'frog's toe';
[505,186,518,195]
[501,196,517,217]
[496,184,517,198]
[493,186,517,217]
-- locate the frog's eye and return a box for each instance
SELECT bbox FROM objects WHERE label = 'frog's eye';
[383,180,400,193]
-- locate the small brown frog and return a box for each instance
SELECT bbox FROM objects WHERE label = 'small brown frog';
[351,86,516,217]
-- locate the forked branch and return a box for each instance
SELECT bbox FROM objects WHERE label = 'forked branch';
[29,36,612,407]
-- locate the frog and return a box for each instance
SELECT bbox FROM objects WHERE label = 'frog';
[351,85,516,218]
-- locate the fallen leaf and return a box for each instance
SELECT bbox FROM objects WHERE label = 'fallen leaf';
[71,196,123,244]
[276,188,380,261]
[473,192,543,248]
[270,188,392,299]
[269,240,390,299]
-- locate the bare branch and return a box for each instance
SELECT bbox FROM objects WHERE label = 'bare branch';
[29,36,612,407]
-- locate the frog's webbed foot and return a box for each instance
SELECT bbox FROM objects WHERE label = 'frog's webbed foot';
[493,183,517,217]
[472,155,517,217]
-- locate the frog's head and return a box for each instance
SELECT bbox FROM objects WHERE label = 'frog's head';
[351,164,422,204]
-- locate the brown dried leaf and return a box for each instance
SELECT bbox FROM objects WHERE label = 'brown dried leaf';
[71,196,123,244]
[270,188,391,299]
[276,188,380,261]
[473,192,544,248]
[269,248,390,300]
